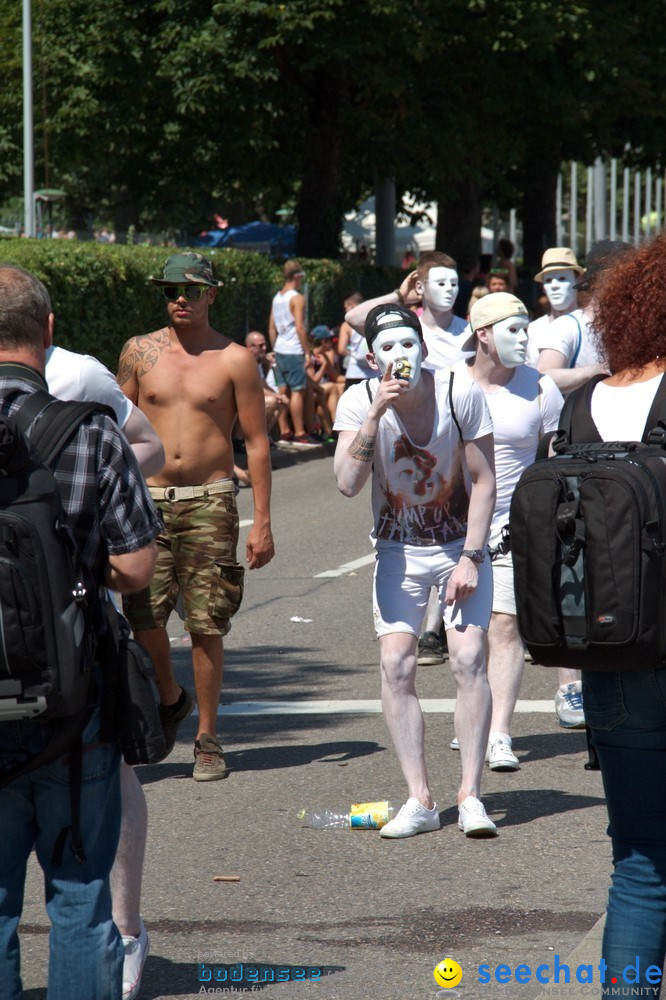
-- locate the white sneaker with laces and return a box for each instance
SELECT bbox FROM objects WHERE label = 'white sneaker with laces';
[458,796,498,838]
[379,797,440,839]
[555,681,585,729]
[122,919,149,1000]
[486,733,520,771]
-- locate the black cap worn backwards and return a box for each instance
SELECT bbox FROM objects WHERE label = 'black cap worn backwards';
[365,303,423,351]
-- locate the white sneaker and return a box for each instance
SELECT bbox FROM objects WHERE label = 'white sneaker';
[379,797,440,839]
[458,796,497,838]
[450,736,460,751]
[486,734,520,772]
[555,681,585,729]
[122,919,149,1000]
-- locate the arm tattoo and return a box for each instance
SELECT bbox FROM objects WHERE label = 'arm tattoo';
[117,330,171,385]
[348,431,377,462]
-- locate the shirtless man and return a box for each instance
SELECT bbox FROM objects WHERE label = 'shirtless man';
[118,252,274,781]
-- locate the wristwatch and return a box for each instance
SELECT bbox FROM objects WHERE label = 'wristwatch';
[461,548,485,565]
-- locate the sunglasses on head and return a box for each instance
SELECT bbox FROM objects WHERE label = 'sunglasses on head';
[162,284,207,301]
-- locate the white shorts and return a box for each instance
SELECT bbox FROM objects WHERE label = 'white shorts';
[488,526,516,616]
[372,541,493,638]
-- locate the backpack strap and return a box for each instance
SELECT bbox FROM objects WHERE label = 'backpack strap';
[642,373,666,445]
[556,374,607,447]
[12,391,112,464]
[51,732,86,866]
[448,368,463,441]
[569,314,583,369]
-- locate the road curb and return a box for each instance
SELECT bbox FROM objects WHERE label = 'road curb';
[534,914,605,1000]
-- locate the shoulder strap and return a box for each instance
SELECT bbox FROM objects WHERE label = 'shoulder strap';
[642,373,666,445]
[365,379,374,404]
[557,374,606,445]
[13,392,111,465]
[569,314,583,369]
[448,368,463,441]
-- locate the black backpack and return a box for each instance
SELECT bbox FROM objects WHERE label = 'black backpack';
[510,373,666,672]
[0,389,108,862]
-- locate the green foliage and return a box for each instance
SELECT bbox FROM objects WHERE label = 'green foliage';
[0,0,663,254]
[0,240,400,369]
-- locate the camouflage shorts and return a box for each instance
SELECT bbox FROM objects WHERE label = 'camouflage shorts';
[124,492,244,636]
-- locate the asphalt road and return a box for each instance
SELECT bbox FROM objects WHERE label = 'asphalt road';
[20,447,611,1000]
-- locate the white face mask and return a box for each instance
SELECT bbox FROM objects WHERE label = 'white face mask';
[370,324,423,389]
[418,266,459,311]
[491,315,529,368]
[543,269,577,311]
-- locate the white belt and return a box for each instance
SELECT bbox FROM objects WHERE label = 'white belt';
[148,479,235,502]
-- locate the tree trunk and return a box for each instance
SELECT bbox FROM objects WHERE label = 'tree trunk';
[521,154,560,272]
[435,178,482,272]
[112,187,139,244]
[295,68,345,259]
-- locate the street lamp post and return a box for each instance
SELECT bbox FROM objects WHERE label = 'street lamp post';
[23,0,34,237]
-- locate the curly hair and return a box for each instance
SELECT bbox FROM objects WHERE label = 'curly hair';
[591,236,666,375]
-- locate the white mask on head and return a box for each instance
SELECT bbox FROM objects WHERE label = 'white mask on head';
[543,269,577,311]
[491,315,529,368]
[419,266,459,311]
[370,324,423,389]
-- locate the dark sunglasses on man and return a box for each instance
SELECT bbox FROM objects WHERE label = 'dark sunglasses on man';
[162,284,207,301]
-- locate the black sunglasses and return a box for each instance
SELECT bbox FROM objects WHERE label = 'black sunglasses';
[162,284,207,301]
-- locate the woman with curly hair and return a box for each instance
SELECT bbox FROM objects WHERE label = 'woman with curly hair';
[577,234,666,996]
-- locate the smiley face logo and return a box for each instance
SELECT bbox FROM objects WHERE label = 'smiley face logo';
[433,958,463,988]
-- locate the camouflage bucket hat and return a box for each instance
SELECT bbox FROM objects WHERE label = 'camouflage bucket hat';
[150,252,223,286]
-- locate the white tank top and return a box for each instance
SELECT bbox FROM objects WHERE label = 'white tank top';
[272,289,302,355]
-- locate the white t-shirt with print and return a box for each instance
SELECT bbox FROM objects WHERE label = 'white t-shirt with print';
[45,345,132,426]
[334,368,492,547]
[422,314,473,371]
[453,361,563,532]
[537,308,603,368]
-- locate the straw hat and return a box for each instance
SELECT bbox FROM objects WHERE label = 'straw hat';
[534,247,585,283]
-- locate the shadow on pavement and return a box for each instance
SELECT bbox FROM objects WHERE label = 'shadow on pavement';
[513,730,589,762]
[226,738,385,772]
[437,788,606,831]
[137,739,385,784]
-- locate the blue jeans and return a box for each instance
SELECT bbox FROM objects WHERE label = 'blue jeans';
[0,707,122,1000]
[583,668,666,998]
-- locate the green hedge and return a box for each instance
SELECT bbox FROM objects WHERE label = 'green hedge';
[0,240,403,372]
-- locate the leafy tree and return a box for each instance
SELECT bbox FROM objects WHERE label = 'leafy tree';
[0,0,663,261]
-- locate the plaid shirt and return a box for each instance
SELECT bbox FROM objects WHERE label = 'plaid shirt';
[0,367,162,592]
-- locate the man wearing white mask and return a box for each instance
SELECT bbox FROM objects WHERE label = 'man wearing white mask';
[345,251,470,370]
[344,251,472,666]
[526,247,605,395]
[333,304,498,839]
[527,244,628,728]
[453,294,563,768]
